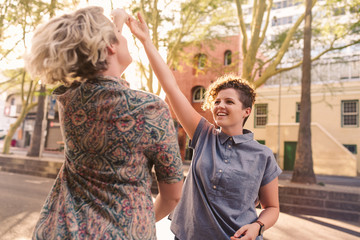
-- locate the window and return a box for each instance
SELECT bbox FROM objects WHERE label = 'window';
[341,100,359,127]
[296,102,300,123]
[333,7,345,16]
[192,86,206,102]
[254,104,268,127]
[195,53,206,69]
[343,144,357,154]
[350,5,360,14]
[224,50,232,66]
[272,16,293,26]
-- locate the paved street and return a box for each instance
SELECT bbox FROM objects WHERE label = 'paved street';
[0,171,359,240]
[0,171,54,239]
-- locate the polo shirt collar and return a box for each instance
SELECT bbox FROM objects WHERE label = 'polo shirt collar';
[219,129,254,145]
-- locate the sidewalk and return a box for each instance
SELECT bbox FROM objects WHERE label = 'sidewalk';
[1,146,360,239]
[155,210,360,240]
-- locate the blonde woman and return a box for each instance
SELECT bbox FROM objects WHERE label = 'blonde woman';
[26,7,183,239]
[128,11,282,240]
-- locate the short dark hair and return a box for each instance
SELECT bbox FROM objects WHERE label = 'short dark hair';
[202,74,256,125]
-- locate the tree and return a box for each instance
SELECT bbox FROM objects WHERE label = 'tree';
[234,0,360,88]
[26,84,46,156]
[1,70,38,154]
[26,0,57,157]
[129,0,236,95]
[234,0,360,183]
[0,0,79,154]
[292,0,316,183]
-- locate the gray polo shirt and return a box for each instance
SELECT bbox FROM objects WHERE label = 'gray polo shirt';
[171,118,282,240]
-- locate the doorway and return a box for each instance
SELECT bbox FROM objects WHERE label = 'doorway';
[284,141,297,170]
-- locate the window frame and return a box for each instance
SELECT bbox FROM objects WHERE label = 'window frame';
[224,50,232,66]
[195,53,206,70]
[343,144,357,154]
[192,86,206,103]
[254,103,268,128]
[341,100,359,128]
[295,102,300,123]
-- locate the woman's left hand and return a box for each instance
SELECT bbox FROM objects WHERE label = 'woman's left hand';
[127,12,151,44]
[230,223,259,240]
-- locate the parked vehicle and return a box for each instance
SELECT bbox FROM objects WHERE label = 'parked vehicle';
[0,129,7,140]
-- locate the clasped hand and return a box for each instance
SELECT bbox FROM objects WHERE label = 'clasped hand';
[111,8,150,44]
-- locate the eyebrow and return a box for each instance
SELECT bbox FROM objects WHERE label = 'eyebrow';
[215,97,237,101]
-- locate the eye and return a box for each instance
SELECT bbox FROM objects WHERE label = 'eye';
[214,100,220,105]
[226,100,234,104]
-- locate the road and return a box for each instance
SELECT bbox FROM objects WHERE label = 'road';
[0,171,175,240]
[0,171,359,240]
[0,171,54,240]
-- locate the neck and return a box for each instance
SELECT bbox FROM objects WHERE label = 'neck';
[220,126,244,136]
[101,55,126,78]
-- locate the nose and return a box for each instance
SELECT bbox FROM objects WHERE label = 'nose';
[217,101,225,109]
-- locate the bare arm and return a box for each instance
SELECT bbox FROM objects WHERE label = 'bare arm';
[127,13,201,139]
[154,180,183,222]
[231,178,280,240]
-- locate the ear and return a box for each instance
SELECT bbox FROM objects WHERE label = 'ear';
[106,44,116,55]
[244,107,251,118]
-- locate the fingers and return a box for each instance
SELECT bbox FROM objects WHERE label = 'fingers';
[233,226,248,239]
[137,12,145,23]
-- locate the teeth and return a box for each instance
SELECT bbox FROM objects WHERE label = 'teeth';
[218,113,226,116]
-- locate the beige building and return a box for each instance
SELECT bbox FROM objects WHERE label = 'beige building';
[246,58,360,177]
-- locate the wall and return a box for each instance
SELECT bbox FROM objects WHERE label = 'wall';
[247,80,360,176]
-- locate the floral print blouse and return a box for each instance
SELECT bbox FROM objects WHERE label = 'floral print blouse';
[32,76,183,240]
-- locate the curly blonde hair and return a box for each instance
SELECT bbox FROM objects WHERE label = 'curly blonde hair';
[25,6,118,85]
[202,74,256,125]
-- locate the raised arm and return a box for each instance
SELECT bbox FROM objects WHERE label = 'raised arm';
[127,12,201,139]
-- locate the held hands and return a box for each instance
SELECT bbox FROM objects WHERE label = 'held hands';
[111,9,151,45]
[230,223,260,240]
[111,9,129,33]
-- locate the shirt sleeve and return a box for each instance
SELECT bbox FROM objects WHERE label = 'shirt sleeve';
[189,117,207,149]
[261,150,282,186]
[143,99,184,184]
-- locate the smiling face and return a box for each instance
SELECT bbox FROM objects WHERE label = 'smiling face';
[211,88,251,136]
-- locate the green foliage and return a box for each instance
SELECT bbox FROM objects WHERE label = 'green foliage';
[235,0,360,87]
[0,0,79,64]
[0,0,79,154]
[128,0,236,94]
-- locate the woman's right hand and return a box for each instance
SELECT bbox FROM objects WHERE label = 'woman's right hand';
[111,8,129,33]
[127,12,151,44]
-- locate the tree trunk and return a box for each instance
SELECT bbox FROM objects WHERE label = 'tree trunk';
[291,0,316,184]
[27,85,46,157]
[2,103,36,154]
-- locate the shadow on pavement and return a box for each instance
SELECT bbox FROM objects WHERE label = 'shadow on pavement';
[296,215,360,238]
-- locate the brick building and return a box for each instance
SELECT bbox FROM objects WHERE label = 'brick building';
[167,35,243,161]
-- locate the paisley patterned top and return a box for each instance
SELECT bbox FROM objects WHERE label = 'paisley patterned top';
[33,76,183,240]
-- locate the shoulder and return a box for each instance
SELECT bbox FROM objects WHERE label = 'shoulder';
[252,140,273,155]
[190,117,218,148]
